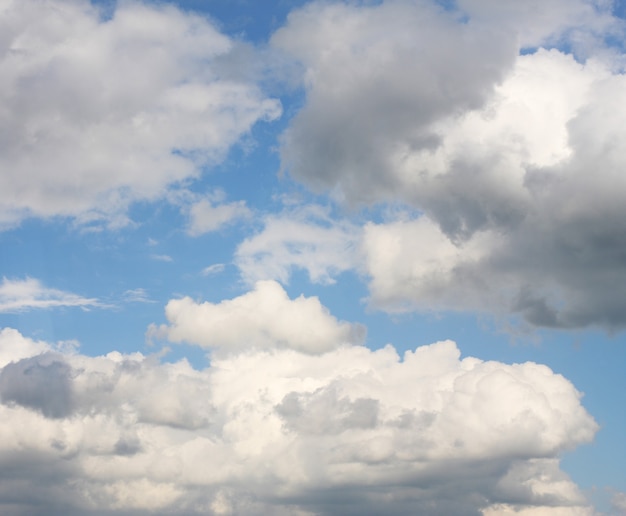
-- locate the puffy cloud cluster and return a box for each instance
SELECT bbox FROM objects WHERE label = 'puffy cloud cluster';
[0,323,598,515]
[270,0,626,329]
[0,0,280,228]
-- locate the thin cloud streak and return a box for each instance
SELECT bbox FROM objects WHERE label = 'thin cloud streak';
[0,278,103,313]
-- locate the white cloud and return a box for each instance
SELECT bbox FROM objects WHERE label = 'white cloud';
[361,216,495,312]
[0,327,597,515]
[236,204,361,285]
[187,198,251,236]
[158,280,365,354]
[0,327,51,367]
[0,277,102,312]
[0,0,281,229]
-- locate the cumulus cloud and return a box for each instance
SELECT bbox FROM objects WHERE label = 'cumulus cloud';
[0,0,280,228]
[0,327,598,515]
[272,0,518,204]
[361,216,494,313]
[157,280,365,354]
[0,277,102,312]
[272,0,626,329]
[236,204,361,285]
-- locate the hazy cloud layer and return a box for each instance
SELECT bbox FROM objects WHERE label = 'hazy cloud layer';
[0,0,280,228]
[0,326,598,515]
[272,0,626,329]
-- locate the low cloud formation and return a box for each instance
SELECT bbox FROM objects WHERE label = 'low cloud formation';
[0,0,280,228]
[0,277,101,312]
[158,280,365,354]
[272,0,626,329]
[0,327,597,515]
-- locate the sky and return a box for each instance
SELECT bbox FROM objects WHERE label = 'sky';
[0,0,626,514]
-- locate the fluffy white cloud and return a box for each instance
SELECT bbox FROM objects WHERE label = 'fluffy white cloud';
[0,327,51,367]
[236,204,361,285]
[0,277,102,312]
[157,280,365,354]
[0,327,597,515]
[0,0,280,228]
[361,216,494,312]
[273,0,626,329]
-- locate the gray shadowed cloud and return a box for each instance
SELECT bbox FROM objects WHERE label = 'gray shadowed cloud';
[271,0,626,330]
[0,353,74,419]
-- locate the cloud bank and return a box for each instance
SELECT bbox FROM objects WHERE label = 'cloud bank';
[0,323,597,515]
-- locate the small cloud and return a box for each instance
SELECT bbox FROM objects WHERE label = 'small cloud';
[147,238,158,246]
[151,254,173,263]
[0,277,103,313]
[122,288,155,304]
[201,264,225,276]
[186,198,251,236]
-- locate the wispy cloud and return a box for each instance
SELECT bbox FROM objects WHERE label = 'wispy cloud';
[0,278,102,312]
[122,288,156,304]
[201,264,225,276]
[150,254,174,263]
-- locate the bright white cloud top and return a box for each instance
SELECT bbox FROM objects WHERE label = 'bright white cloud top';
[1,0,626,514]
[0,326,598,515]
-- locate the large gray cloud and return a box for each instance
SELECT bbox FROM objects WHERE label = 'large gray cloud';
[0,315,598,515]
[271,0,626,329]
[272,0,518,204]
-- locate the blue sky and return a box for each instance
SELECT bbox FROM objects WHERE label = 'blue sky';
[1,0,626,514]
